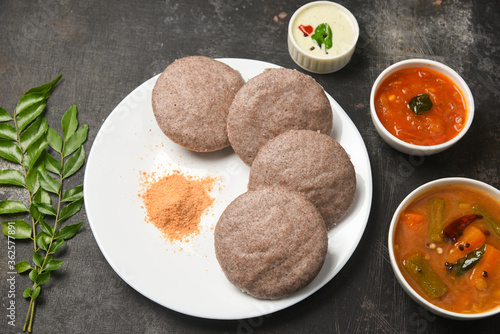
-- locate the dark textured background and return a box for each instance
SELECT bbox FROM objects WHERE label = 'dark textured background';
[1,0,499,333]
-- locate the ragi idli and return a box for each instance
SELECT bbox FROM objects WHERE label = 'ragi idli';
[227,68,332,165]
[214,187,328,300]
[248,130,356,229]
[152,56,245,152]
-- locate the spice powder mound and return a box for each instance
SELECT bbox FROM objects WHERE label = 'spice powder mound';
[140,170,218,242]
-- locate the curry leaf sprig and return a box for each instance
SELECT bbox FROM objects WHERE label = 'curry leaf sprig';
[0,76,88,332]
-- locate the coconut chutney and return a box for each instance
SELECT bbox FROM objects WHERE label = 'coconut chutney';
[291,2,357,57]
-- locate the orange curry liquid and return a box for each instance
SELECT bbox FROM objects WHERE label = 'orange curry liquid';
[393,185,500,314]
[375,67,467,146]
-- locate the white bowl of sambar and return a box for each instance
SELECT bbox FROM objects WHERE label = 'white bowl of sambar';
[388,177,500,319]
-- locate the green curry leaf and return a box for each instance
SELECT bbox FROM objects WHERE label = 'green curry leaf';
[61,104,78,140]
[16,261,33,274]
[409,94,433,115]
[0,123,17,141]
[0,75,85,333]
[20,116,49,153]
[451,244,487,277]
[0,107,13,122]
[15,75,62,116]
[0,139,22,164]
[2,220,32,239]
[0,169,26,187]
[0,201,28,214]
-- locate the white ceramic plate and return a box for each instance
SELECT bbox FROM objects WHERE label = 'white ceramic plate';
[84,58,373,319]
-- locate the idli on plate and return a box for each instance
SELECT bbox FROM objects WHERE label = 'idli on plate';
[248,130,356,229]
[152,56,245,152]
[214,187,328,300]
[227,68,332,165]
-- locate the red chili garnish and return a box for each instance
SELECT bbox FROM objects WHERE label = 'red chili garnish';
[299,24,314,36]
[442,214,482,242]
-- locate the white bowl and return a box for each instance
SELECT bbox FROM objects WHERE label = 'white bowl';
[388,177,500,320]
[370,59,474,155]
[287,1,359,74]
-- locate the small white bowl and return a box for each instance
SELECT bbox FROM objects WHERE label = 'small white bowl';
[287,1,359,74]
[370,59,474,155]
[388,177,500,320]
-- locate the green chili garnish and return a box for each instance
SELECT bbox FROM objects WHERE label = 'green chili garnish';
[311,23,332,53]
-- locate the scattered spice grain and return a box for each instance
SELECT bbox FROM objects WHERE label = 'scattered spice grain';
[139,170,218,242]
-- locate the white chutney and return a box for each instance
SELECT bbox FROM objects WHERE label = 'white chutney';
[288,1,359,73]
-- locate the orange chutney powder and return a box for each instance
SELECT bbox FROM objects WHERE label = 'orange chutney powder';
[139,170,217,242]
[375,67,467,146]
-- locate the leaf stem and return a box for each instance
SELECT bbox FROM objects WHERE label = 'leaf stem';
[29,297,35,332]
[39,144,65,271]
[23,298,31,332]
[13,107,41,333]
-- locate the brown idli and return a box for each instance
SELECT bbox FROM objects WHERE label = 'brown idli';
[227,68,333,165]
[214,187,328,300]
[248,130,356,229]
[152,56,245,152]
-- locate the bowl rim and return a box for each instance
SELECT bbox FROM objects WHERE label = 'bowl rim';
[388,177,500,319]
[287,0,360,61]
[370,58,475,153]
